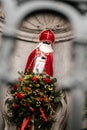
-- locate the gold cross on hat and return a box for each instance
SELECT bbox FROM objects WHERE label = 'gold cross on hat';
[44,31,52,39]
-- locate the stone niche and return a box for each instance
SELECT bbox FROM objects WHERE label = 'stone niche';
[0,9,74,130]
[13,12,73,84]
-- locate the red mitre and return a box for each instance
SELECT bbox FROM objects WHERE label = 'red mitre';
[39,29,55,44]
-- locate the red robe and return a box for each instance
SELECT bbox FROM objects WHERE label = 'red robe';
[25,47,53,76]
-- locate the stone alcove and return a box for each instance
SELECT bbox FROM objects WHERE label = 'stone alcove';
[13,12,73,83]
[14,12,73,130]
[0,8,74,130]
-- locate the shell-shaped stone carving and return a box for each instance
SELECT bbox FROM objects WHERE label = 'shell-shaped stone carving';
[18,13,73,43]
[0,9,73,43]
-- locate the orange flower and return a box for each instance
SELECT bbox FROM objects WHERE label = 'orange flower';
[36,97,42,101]
[43,96,49,102]
[40,107,48,122]
[25,87,31,91]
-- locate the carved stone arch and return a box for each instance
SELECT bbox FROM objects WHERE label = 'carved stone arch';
[0,0,80,37]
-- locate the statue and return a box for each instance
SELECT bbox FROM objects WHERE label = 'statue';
[25,29,55,76]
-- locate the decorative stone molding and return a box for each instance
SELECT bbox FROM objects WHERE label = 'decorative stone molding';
[0,8,73,43]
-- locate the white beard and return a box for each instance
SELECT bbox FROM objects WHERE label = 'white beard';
[36,42,53,53]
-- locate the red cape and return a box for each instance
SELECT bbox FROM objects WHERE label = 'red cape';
[25,48,53,76]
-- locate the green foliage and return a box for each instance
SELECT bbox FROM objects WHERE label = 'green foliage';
[7,71,61,130]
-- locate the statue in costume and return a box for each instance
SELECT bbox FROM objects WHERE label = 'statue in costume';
[25,29,55,76]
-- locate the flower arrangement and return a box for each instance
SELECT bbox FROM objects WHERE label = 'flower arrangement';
[7,70,61,130]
